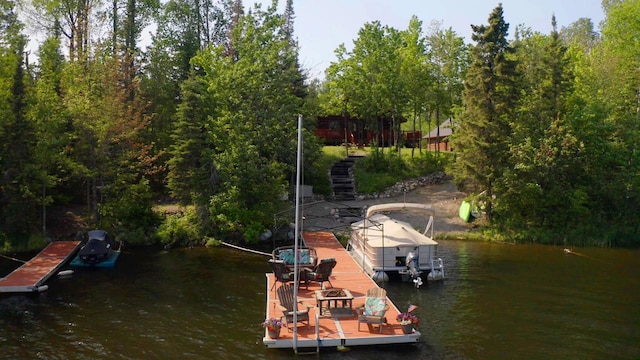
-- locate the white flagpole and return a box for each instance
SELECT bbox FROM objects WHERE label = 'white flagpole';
[292,114,303,352]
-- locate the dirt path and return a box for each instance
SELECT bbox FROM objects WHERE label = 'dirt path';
[300,179,473,236]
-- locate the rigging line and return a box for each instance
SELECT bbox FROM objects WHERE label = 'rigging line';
[0,253,27,263]
[219,242,271,257]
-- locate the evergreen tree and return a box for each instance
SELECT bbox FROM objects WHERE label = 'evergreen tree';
[0,0,38,240]
[141,0,203,155]
[449,4,517,222]
[185,2,314,243]
[141,0,227,192]
[282,0,294,45]
[28,36,73,238]
[167,73,216,206]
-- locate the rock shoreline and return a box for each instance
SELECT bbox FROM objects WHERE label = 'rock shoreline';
[356,171,448,200]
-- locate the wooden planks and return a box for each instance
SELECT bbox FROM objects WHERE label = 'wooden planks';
[263,232,420,349]
[0,241,80,293]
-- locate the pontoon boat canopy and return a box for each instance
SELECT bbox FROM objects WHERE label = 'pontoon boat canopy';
[352,214,437,247]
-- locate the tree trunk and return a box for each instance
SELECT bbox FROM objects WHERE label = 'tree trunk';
[42,183,47,238]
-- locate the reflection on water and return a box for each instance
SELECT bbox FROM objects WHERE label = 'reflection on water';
[1,241,639,359]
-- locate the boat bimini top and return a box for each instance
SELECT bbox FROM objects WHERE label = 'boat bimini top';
[353,203,437,247]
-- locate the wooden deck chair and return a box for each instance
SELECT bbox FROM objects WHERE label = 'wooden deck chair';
[276,283,310,331]
[357,287,389,333]
[303,258,337,289]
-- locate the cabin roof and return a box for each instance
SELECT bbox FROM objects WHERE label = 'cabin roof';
[423,118,454,139]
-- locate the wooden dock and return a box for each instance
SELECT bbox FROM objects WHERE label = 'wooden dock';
[0,241,81,293]
[263,231,420,350]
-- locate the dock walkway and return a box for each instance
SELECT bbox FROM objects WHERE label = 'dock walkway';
[263,231,420,349]
[0,241,81,293]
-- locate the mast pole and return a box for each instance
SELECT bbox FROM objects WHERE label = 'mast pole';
[292,114,303,352]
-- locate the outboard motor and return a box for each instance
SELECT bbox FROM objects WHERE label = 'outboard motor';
[406,251,423,288]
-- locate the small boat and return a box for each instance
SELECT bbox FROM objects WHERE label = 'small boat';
[348,203,444,287]
[70,230,121,267]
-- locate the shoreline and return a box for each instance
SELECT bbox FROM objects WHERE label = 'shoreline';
[300,178,477,238]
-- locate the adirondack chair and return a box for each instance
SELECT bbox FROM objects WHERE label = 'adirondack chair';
[303,258,337,289]
[276,283,310,331]
[357,287,389,333]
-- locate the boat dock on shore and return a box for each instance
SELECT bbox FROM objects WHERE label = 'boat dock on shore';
[264,231,420,350]
[0,241,81,293]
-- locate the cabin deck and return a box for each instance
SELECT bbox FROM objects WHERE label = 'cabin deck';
[0,241,81,293]
[263,231,420,350]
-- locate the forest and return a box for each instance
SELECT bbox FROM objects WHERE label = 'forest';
[0,0,638,251]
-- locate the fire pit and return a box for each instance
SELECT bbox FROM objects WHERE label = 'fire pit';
[315,288,354,317]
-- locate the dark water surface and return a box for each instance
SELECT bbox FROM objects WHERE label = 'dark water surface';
[1,240,639,359]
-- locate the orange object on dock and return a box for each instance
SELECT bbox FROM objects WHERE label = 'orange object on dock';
[263,231,420,350]
[0,241,81,293]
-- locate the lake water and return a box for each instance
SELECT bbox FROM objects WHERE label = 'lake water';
[1,240,639,359]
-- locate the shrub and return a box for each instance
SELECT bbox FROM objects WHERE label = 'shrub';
[155,208,202,246]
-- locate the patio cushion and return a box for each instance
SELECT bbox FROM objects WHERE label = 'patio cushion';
[298,249,310,264]
[278,249,313,265]
[364,297,387,316]
[278,249,294,264]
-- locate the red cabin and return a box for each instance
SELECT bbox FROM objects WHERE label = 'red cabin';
[314,115,415,147]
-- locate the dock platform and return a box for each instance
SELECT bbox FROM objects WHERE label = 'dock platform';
[263,231,420,350]
[0,241,81,293]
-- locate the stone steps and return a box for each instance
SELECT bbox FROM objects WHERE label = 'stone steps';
[329,156,361,200]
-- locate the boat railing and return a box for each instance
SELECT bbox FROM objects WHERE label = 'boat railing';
[422,215,434,238]
[429,257,445,280]
[364,202,436,240]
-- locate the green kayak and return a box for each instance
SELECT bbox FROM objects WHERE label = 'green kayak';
[459,200,473,222]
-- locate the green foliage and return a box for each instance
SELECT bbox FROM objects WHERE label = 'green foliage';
[303,147,344,196]
[99,179,159,235]
[444,3,640,246]
[204,236,220,247]
[0,232,47,253]
[449,4,518,222]
[559,17,599,50]
[493,20,579,236]
[0,3,39,239]
[174,4,312,243]
[358,149,408,174]
[407,151,450,174]
[140,0,221,156]
[166,73,215,205]
[424,22,470,135]
[0,232,10,253]
[27,234,47,250]
[0,0,638,251]
[354,150,447,194]
[207,144,287,242]
[156,207,202,245]
[324,20,410,150]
